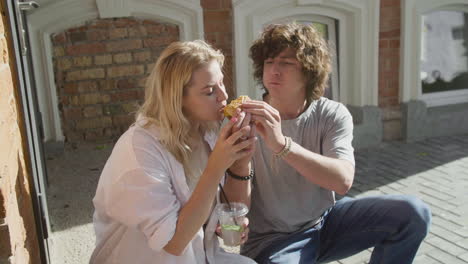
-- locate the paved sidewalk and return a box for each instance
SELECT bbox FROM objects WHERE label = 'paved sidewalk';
[331,134,468,264]
[45,133,468,263]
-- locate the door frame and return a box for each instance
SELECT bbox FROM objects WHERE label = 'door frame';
[5,0,51,263]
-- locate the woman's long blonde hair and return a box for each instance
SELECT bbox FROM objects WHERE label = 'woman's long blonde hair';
[137,40,224,168]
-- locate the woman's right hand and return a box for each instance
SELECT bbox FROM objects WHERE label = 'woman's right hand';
[207,116,256,172]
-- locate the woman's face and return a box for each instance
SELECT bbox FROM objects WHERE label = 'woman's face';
[183,60,228,123]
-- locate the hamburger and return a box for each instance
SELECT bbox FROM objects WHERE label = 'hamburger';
[223,95,250,118]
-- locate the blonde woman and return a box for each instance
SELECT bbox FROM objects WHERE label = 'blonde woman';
[90,40,256,264]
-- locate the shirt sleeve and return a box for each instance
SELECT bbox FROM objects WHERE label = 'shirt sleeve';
[321,103,355,166]
[102,133,182,253]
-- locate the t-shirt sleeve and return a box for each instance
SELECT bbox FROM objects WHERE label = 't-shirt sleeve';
[101,134,181,253]
[321,103,355,166]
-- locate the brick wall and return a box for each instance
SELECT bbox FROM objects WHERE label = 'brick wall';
[0,2,41,263]
[379,0,402,140]
[52,18,179,143]
[201,0,235,98]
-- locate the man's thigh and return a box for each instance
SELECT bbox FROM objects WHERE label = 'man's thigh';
[317,195,422,263]
[255,227,321,264]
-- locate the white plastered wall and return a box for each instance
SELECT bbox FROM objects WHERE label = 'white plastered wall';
[27,0,204,141]
[232,0,380,107]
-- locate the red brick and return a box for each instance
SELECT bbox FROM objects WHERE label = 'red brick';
[63,108,82,119]
[1,37,7,64]
[57,58,72,71]
[70,31,87,43]
[54,47,65,57]
[79,93,101,105]
[104,127,121,138]
[95,54,112,65]
[380,17,400,31]
[114,18,139,28]
[113,53,132,64]
[145,24,166,35]
[84,129,105,141]
[142,20,161,25]
[379,29,400,39]
[128,26,147,37]
[166,25,179,36]
[121,102,139,113]
[110,90,140,101]
[87,30,109,41]
[52,32,67,44]
[98,80,117,91]
[107,65,144,78]
[83,106,102,117]
[76,117,112,130]
[77,81,99,93]
[143,37,177,48]
[113,114,134,127]
[68,25,87,33]
[221,0,233,8]
[62,83,78,94]
[134,51,151,62]
[201,0,222,9]
[204,10,231,21]
[0,18,4,34]
[381,0,400,7]
[379,39,389,49]
[117,79,138,90]
[88,19,113,29]
[389,39,400,49]
[73,56,93,67]
[106,39,142,52]
[66,43,106,55]
[204,20,232,33]
[66,68,105,81]
[109,28,128,39]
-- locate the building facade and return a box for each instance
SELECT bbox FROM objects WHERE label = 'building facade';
[1,0,468,262]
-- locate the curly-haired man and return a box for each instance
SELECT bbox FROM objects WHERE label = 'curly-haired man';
[240,23,431,264]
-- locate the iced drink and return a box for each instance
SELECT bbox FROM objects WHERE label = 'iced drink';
[216,202,248,246]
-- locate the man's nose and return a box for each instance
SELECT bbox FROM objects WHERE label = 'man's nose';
[270,62,280,75]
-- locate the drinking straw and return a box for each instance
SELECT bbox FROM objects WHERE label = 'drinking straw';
[218,183,239,225]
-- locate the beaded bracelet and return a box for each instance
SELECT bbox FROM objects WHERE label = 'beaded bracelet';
[275,136,292,159]
[226,168,254,181]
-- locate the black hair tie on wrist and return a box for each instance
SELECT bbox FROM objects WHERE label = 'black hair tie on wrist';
[227,168,254,181]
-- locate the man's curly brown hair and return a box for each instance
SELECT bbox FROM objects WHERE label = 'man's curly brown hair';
[249,23,332,101]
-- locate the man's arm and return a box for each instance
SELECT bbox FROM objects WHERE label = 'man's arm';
[243,100,354,195]
[282,141,354,195]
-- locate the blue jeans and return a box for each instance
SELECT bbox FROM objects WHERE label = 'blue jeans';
[254,195,431,264]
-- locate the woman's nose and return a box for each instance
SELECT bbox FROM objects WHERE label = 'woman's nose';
[217,87,228,101]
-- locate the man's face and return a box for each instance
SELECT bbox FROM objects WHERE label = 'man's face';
[182,60,228,123]
[262,48,307,100]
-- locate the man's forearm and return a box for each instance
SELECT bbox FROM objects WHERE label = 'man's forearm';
[283,141,355,195]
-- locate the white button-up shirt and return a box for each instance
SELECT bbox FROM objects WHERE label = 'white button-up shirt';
[90,120,256,264]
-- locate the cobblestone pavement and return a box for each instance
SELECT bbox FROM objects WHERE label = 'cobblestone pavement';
[45,134,468,263]
[331,134,468,264]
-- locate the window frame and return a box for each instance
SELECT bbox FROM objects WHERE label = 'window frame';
[270,15,339,101]
[401,1,468,107]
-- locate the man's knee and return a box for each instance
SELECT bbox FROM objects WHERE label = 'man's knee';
[393,195,432,237]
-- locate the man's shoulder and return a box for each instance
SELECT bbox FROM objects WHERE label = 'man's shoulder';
[312,97,350,118]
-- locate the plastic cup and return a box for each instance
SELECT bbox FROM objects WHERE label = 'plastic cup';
[216,202,248,246]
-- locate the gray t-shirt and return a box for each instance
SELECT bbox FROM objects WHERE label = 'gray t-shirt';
[241,97,355,259]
